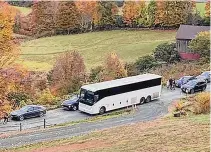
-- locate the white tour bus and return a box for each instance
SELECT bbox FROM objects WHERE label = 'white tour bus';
[78,74,162,115]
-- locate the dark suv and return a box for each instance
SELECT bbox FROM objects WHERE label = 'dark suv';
[181,79,207,94]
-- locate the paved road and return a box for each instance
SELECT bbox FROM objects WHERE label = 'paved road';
[0,85,210,148]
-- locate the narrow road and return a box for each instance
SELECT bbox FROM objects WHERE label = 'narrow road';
[0,86,210,148]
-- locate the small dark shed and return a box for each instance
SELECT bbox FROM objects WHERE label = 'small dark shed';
[176,25,210,60]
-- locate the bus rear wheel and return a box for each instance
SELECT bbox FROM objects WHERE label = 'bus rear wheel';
[145,96,151,103]
[140,97,145,105]
[99,107,106,115]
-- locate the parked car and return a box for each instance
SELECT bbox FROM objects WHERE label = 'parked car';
[61,95,79,111]
[196,71,210,83]
[181,79,207,94]
[10,105,46,121]
[175,76,196,88]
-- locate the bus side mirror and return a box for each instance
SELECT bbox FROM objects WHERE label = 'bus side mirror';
[94,95,99,102]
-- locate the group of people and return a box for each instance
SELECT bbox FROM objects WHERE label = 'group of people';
[167,78,176,90]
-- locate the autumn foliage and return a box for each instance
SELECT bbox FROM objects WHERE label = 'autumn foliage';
[205,1,210,18]
[123,1,145,27]
[0,2,20,117]
[56,1,80,34]
[155,1,195,27]
[51,51,86,96]
[101,53,127,81]
[75,1,98,30]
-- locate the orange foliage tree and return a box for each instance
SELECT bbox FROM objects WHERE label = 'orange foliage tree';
[205,1,210,18]
[0,2,20,117]
[101,53,127,81]
[155,1,195,27]
[56,1,81,34]
[32,1,58,37]
[122,1,145,27]
[51,51,86,96]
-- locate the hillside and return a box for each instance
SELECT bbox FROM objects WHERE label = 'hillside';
[13,6,31,15]
[18,30,176,71]
[196,2,206,16]
[5,114,209,152]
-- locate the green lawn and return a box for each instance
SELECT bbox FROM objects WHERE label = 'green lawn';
[19,30,176,71]
[14,6,32,15]
[196,2,206,17]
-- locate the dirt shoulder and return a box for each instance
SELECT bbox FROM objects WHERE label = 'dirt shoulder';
[3,114,209,152]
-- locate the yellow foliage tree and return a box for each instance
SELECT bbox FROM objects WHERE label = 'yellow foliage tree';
[102,52,127,81]
[205,1,210,18]
[0,2,19,117]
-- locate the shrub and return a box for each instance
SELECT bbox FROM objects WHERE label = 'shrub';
[125,62,139,76]
[135,55,158,73]
[193,92,210,114]
[89,66,104,83]
[36,89,57,105]
[150,62,210,85]
[101,52,127,81]
[153,42,180,63]
[189,31,210,60]
[51,51,86,96]
[19,100,27,108]
[7,92,30,108]
[174,100,185,112]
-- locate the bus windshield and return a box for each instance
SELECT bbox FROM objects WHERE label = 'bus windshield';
[79,89,95,106]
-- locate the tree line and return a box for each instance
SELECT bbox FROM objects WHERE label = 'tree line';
[14,1,210,37]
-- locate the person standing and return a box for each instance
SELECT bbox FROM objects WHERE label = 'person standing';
[169,78,173,90]
[172,79,176,90]
[3,112,9,124]
[166,80,170,89]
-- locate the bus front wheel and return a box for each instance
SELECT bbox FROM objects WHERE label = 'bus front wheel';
[99,107,106,115]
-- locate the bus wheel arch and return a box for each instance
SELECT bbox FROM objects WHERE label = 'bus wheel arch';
[145,96,151,103]
[140,97,145,105]
[99,106,106,115]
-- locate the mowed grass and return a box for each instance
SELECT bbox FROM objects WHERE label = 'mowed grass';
[19,30,176,71]
[5,114,209,152]
[196,2,206,17]
[13,6,32,15]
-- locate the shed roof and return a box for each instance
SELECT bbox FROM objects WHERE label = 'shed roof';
[176,25,210,40]
[81,74,162,92]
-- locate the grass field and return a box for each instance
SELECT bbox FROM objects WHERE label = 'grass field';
[5,114,209,152]
[196,2,206,16]
[19,30,176,71]
[13,6,32,15]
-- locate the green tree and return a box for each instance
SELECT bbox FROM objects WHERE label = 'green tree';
[154,42,180,63]
[56,1,81,34]
[147,0,156,27]
[189,31,210,59]
[96,1,117,29]
[135,55,158,73]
